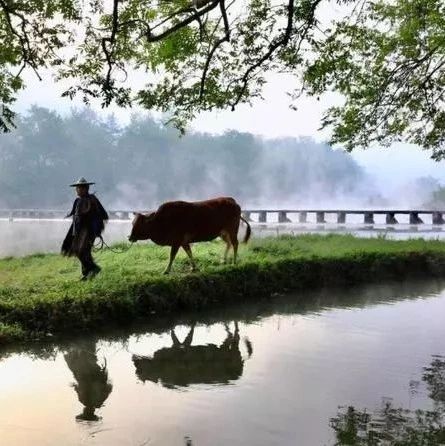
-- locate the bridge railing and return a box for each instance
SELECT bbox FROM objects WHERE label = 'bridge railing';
[2,209,445,225]
[241,210,445,225]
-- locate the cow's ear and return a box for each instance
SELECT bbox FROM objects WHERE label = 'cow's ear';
[133,212,140,216]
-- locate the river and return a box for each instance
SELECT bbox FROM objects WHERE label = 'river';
[2,218,445,257]
[1,279,445,445]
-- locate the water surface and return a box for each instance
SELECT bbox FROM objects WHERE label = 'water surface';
[2,218,445,257]
[1,280,445,445]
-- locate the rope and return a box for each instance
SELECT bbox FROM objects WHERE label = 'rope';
[93,235,134,254]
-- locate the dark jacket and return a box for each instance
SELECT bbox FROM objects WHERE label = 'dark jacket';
[61,193,108,256]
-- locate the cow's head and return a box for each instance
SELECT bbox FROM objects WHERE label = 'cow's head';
[128,212,155,242]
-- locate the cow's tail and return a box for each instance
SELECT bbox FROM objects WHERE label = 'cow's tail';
[240,216,251,243]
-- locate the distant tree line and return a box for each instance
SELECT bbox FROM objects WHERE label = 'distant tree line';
[0,106,366,210]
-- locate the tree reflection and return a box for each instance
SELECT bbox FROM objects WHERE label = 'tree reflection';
[423,355,445,408]
[132,321,252,388]
[331,355,445,445]
[64,341,112,422]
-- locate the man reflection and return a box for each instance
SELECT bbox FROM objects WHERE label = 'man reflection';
[64,341,112,421]
[133,321,253,388]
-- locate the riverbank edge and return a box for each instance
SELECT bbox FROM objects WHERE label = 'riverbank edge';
[2,247,445,345]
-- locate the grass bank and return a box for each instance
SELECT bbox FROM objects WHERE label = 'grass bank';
[1,234,445,344]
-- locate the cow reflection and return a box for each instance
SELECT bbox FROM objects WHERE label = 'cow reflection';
[133,322,252,388]
[64,341,112,421]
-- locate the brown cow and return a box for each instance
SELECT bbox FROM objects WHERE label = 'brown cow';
[128,197,251,274]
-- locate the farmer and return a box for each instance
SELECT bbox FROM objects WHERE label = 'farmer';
[61,177,108,280]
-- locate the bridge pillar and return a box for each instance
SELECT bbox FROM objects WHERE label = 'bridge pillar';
[299,212,307,223]
[316,212,326,223]
[386,212,398,224]
[258,211,267,223]
[364,212,374,224]
[337,212,346,224]
[242,211,252,222]
[409,212,423,224]
[278,211,291,223]
[432,212,445,225]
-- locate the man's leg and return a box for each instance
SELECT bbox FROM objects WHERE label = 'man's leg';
[85,244,101,277]
[78,251,91,279]
[79,244,100,280]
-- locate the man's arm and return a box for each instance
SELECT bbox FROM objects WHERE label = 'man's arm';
[65,199,78,218]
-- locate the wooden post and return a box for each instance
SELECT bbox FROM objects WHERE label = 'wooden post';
[259,211,267,223]
[432,212,445,225]
[364,212,374,224]
[386,212,398,224]
[316,212,326,223]
[337,212,346,224]
[299,212,307,223]
[278,211,291,223]
[409,212,423,224]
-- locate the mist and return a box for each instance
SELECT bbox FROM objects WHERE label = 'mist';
[0,106,443,212]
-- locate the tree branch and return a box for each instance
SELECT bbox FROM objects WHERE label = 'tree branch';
[101,0,120,100]
[199,0,231,100]
[144,0,220,42]
[230,0,322,110]
[0,0,43,80]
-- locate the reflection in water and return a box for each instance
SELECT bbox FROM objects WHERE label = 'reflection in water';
[133,321,252,388]
[1,279,442,364]
[64,341,112,421]
[331,355,445,445]
[423,355,445,409]
[1,279,445,446]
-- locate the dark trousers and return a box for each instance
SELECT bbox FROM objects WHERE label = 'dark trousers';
[78,242,98,277]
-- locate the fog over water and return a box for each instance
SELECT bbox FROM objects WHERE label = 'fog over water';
[2,218,445,258]
[2,107,445,257]
[1,107,445,213]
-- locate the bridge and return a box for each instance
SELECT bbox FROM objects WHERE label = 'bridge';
[241,209,445,225]
[1,208,445,225]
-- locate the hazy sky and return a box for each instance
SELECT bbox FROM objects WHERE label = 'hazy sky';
[12,37,445,196]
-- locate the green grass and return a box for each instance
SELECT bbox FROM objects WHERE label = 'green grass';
[1,234,445,344]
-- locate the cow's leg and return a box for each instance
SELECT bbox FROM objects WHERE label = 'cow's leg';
[229,231,239,264]
[164,245,179,274]
[183,323,195,347]
[182,244,198,271]
[171,329,180,347]
[220,231,232,264]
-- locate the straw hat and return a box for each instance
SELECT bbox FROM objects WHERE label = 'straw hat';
[69,177,95,187]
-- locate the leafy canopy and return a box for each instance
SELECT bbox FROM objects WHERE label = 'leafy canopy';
[303,0,445,159]
[1,0,445,158]
[0,0,331,132]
